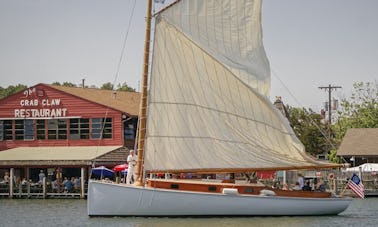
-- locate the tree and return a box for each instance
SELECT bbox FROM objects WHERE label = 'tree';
[0,84,27,99]
[62,82,77,87]
[101,82,114,90]
[327,149,342,163]
[333,81,378,143]
[52,81,77,87]
[101,82,136,92]
[287,106,329,156]
[116,82,135,92]
[51,81,61,86]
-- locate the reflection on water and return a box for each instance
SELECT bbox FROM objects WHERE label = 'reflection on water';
[0,198,377,227]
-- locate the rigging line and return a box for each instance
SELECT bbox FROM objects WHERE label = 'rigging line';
[112,0,137,86]
[271,69,305,108]
[93,1,137,168]
[270,69,338,152]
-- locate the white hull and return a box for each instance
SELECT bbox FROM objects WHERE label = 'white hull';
[87,180,352,216]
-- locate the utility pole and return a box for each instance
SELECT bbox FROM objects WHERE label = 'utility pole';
[318,84,342,132]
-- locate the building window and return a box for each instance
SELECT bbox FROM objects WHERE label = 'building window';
[69,118,89,140]
[124,124,135,140]
[48,119,58,139]
[91,118,112,139]
[36,119,45,140]
[57,119,67,139]
[0,121,3,141]
[25,119,34,140]
[14,120,24,140]
[3,120,13,140]
[48,119,67,140]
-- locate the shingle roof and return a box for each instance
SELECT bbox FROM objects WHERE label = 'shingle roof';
[49,85,140,116]
[337,128,378,156]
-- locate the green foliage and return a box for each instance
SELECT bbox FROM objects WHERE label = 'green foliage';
[101,82,114,90]
[62,82,77,87]
[0,84,27,99]
[327,149,342,163]
[116,82,136,92]
[52,81,77,87]
[101,82,136,92]
[287,106,329,156]
[51,81,61,86]
[333,81,378,142]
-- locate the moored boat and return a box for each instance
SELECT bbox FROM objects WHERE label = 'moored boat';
[88,0,352,216]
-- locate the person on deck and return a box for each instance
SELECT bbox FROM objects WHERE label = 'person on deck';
[293,182,302,190]
[63,177,72,193]
[316,178,326,192]
[126,150,138,184]
[3,172,10,183]
[38,170,45,184]
[297,173,304,189]
[302,180,312,191]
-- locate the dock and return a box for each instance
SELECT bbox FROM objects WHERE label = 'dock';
[0,182,87,199]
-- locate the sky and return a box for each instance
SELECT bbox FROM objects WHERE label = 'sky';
[0,0,377,111]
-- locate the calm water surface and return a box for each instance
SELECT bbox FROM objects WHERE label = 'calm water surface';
[0,198,377,227]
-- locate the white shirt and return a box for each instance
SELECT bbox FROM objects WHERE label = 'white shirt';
[127,154,137,168]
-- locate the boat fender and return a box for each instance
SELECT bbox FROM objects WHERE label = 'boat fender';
[259,189,276,196]
[222,188,239,195]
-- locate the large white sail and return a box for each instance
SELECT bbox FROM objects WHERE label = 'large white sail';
[144,0,332,172]
[87,0,352,218]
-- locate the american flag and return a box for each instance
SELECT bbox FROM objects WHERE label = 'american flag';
[348,174,365,199]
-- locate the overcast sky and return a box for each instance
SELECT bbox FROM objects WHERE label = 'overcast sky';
[0,0,377,111]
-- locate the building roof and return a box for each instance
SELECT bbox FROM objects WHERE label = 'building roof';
[337,128,378,156]
[49,84,140,116]
[0,146,125,166]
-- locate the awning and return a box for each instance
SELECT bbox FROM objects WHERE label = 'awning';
[344,163,378,172]
[0,146,124,167]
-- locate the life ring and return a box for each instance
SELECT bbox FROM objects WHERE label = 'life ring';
[328,173,334,180]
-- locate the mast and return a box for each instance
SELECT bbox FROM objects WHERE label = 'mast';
[135,0,152,186]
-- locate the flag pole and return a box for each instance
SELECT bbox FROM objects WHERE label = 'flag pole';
[339,180,349,196]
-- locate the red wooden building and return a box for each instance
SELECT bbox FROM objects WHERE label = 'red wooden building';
[0,84,140,196]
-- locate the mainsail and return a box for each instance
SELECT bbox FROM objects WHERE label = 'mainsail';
[144,0,336,173]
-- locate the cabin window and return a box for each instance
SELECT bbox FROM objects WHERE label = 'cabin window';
[208,186,217,191]
[69,118,89,140]
[244,187,254,193]
[170,184,179,189]
[91,118,112,139]
[36,119,45,139]
[14,120,24,140]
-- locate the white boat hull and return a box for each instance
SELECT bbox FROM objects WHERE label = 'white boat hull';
[87,181,352,216]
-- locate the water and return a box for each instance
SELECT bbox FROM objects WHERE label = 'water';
[0,198,377,227]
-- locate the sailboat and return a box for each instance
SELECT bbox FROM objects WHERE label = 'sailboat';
[87,0,352,216]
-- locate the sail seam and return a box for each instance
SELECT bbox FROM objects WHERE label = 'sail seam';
[149,101,294,136]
